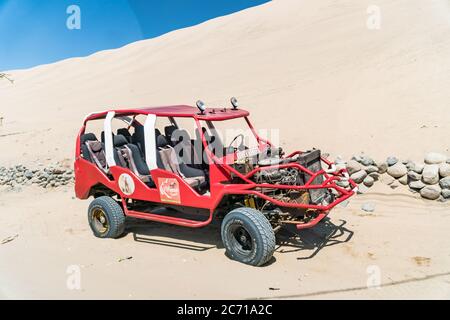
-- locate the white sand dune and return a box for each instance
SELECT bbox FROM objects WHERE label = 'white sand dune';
[0,0,449,299]
[1,0,450,165]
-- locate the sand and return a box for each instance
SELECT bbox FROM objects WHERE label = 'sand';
[1,0,449,299]
[0,184,449,299]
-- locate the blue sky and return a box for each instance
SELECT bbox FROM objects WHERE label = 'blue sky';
[0,0,269,71]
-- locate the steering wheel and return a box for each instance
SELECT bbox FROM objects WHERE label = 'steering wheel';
[228,134,246,152]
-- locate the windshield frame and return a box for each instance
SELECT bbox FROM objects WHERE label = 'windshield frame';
[194,116,273,164]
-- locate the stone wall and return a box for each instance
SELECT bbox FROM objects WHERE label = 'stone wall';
[336,152,450,202]
[0,163,74,192]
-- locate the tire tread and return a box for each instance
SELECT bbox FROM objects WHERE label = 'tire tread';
[88,196,125,238]
[222,207,275,266]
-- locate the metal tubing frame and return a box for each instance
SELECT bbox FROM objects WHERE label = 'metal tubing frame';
[196,117,357,213]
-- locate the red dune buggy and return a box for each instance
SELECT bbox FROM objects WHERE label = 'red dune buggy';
[74,98,357,266]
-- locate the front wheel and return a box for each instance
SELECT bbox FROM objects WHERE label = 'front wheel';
[221,207,276,266]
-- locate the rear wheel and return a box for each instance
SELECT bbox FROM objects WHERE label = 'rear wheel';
[88,196,125,239]
[221,207,276,266]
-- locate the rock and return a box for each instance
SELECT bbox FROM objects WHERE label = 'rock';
[364,166,378,174]
[331,188,342,198]
[363,176,375,187]
[390,180,399,189]
[387,163,407,179]
[420,185,442,200]
[368,172,380,181]
[399,175,408,185]
[357,184,369,194]
[335,160,347,171]
[52,168,66,175]
[346,160,362,175]
[409,180,425,190]
[361,202,376,213]
[24,170,33,179]
[442,189,450,199]
[439,163,450,178]
[440,177,450,189]
[405,161,415,171]
[386,157,398,166]
[351,155,363,163]
[412,162,424,174]
[422,165,440,185]
[350,170,367,184]
[407,171,421,181]
[424,152,447,165]
[360,156,374,166]
[377,162,388,174]
[336,180,350,188]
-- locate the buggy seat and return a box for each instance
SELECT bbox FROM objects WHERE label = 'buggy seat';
[113,135,155,188]
[156,135,207,190]
[80,133,108,174]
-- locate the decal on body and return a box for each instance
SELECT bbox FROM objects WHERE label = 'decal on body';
[118,173,135,196]
[158,178,181,204]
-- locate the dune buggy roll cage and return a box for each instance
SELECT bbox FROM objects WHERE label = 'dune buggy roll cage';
[76,106,357,230]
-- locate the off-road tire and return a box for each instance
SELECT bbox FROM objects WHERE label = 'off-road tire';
[221,207,276,266]
[88,196,125,239]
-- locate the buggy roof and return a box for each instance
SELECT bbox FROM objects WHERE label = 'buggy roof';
[84,105,250,122]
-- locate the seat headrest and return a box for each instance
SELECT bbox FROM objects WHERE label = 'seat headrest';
[81,133,97,144]
[89,141,103,152]
[101,131,116,144]
[164,125,176,138]
[114,135,129,147]
[117,128,131,137]
[156,135,169,148]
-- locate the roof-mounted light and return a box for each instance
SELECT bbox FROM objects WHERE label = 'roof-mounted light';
[230,97,239,110]
[196,100,206,114]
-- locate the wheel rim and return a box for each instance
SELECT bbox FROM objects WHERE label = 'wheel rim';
[228,224,253,256]
[92,208,109,235]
